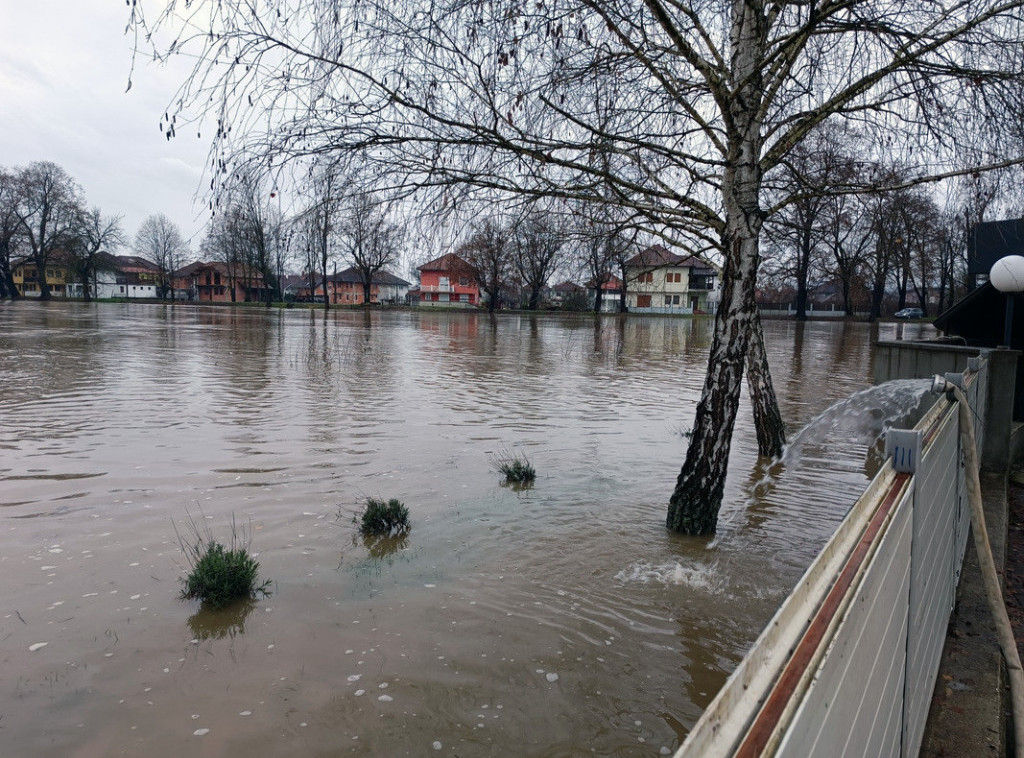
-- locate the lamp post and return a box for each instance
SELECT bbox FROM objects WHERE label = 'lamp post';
[990,255,1024,348]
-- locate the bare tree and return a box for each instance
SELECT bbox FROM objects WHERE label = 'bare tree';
[458,219,512,314]
[512,211,566,310]
[135,214,188,300]
[71,208,126,301]
[763,128,856,320]
[229,171,281,305]
[0,168,23,299]
[341,193,403,305]
[299,161,346,310]
[822,193,873,317]
[132,0,1024,534]
[12,161,83,300]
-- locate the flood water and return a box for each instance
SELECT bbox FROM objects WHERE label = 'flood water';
[0,302,935,757]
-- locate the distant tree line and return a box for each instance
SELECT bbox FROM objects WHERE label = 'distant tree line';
[758,129,1017,320]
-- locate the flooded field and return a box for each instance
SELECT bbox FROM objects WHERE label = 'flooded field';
[0,303,934,757]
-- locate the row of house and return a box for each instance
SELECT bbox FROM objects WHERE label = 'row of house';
[10,244,721,313]
[412,246,720,313]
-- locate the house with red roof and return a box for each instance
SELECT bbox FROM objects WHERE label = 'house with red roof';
[416,253,479,307]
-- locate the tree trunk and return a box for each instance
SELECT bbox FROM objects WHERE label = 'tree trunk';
[363,278,372,305]
[36,254,52,300]
[746,310,786,457]
[0,260,16,299]
[794,231,811,320]
[667,229,760,534]
[668,0,765,535]
[320,256,330,311]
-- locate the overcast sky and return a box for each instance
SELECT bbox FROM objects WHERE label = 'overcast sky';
[0,1,211,251]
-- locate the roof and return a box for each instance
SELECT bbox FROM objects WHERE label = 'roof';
[279,274,310,291]
[624,244,712,270]
[584,273,623,290]
[113,255,160,271]
[172,260,268,285]
[933,281,1024,349]
[418,253,474,272]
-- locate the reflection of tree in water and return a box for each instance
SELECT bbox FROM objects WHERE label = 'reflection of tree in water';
[187,597,256,640]
[360,532,409,560]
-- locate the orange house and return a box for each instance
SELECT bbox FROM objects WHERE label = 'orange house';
[174,261,271,303]
[299,267,411,305]
[417,253,479,307]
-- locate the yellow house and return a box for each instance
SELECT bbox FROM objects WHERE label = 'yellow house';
[12,254,72,297]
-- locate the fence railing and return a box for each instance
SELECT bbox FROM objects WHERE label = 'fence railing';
[675,359,985,758]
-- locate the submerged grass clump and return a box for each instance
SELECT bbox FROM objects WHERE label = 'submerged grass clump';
[357,497,411,537]
[496,448,536,486]
[175,510,271,609]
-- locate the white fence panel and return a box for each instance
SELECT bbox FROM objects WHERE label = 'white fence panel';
[903,410,964,757]
[675,358,988,758]
[774,496,912,758]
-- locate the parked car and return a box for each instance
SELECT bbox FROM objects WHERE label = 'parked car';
[894,307,924,319]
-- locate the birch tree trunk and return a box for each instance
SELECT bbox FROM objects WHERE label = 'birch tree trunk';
[667,0,765,534]
[746,311,786,458]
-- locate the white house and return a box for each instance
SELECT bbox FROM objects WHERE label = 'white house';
[624,245,720,314]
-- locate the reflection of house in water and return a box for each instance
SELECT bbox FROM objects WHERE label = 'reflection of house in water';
[415,311,480,342]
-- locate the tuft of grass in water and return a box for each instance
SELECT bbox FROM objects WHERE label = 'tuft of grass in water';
[496,448,536,485]
[356,497,410,537]
[175,510,271,609]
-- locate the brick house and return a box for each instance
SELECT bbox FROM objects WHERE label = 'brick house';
[416,253,479,307]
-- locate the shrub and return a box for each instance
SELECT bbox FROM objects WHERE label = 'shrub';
[357,497,410,537]
[176,511,271,609]
[496,449,536,486]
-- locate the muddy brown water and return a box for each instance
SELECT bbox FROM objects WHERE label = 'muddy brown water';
[0,303,935,757]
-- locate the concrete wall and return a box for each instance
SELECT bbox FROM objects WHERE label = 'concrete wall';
[874,341,1016,471]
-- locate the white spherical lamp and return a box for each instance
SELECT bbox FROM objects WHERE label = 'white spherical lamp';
[991,255,1024,348]
[990,255,1024,293]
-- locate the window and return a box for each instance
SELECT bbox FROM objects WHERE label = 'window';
[665,295,672,306]
[645,272,654,283]
[672,295,680,304]
[459,277,469,286]
[214,272,222,286]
